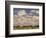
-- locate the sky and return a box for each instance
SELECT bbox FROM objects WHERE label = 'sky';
[13,8,39,16]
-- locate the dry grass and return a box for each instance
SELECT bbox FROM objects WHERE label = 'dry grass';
[13,25,39,30]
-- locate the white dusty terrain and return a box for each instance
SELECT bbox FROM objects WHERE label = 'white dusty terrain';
[14,15,39,26]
